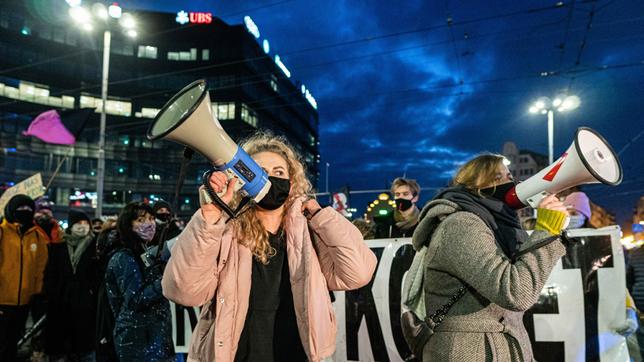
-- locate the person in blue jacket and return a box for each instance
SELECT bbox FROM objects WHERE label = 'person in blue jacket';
[104,202,174,362]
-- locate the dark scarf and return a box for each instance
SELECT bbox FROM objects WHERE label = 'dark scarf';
[434,185,527,261]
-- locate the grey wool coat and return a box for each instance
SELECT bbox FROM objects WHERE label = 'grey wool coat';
[412,199,566,362]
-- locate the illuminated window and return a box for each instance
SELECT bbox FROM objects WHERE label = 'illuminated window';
[137,45,157,59]
[81,94,131,116]
[19,83,36,102]
[135,107,160,118]
[270,74,278,93]
[3,86,18,99]
[202,49,209,61]
[168,49,197,61]
[241,104,258,128]
[211,102,236,120]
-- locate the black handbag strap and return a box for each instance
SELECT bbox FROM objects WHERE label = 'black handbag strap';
[425,283,469,327]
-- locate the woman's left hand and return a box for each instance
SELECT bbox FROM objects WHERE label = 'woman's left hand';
[302,198,322,219]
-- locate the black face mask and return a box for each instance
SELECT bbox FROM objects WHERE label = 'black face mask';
[156,213,171,223]
[14,210,35,227]
[257,176,291,210]
[481,181,516,203]
[395,198,413,211]
[35,214,51,225]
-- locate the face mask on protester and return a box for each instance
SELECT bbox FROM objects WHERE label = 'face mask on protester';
[14,209,34,227]
[481,181,516,203]
[395,198,414,212]
[257,176,291,210]
[134,221,156,242]
[567,214,586,229]
[155,212,171,224]
[71,223,91,237]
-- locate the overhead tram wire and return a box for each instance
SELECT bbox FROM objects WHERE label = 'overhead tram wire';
[0,2,637,112]
[1,2,580,89]
[0,3,632,121]
[14,13,643,109]
[28,14,641,111]
[10,55,644,129]
[557,0,577,70]
[567,0,602,91]
[445,0,466,94]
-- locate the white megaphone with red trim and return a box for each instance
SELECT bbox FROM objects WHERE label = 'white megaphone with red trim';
[504,127,622,209]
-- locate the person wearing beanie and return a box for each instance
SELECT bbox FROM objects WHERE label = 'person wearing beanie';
[43,209,98,361]
[403,154,569,361]
[151,200,181,245]
[91,218,104,235]
[562,191,593,229]
[34,196,64,244]
[0,194,48,361]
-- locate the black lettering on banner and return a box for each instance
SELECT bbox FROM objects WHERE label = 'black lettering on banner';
[346,247,389,361]
[389,244,415,360]
[175,304,199,347]
[525,235,613,362]
[523,288,564,360]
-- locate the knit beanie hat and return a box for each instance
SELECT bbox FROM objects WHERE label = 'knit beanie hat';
[563,192,592,219]
[68,209,91,227]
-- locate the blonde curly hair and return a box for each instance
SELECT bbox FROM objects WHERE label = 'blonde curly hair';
[232,132,313,264]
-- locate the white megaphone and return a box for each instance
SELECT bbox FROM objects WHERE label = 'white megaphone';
[504,127,622,209]
[147,80,271,217]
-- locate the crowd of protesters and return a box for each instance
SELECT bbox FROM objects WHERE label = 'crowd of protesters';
[2,149,642,361]
[0,193,183,362]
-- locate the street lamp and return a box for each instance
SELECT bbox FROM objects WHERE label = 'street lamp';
[67,2,137,217]
[528,95,580,164]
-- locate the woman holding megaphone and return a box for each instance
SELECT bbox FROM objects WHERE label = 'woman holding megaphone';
[404,153,569,361]
[162,133,377,362]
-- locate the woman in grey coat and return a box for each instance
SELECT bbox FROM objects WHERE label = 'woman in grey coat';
[414,154,569,361]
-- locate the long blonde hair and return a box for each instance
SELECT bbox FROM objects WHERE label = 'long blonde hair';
[452,153,506,196]
[233,132,313,264]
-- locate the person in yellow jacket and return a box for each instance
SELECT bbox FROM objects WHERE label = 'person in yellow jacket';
[0,194,48,361]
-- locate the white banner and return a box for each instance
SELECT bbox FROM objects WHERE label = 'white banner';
[171,226,629,361]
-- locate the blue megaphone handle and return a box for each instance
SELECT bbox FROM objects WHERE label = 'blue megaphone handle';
[215,147,270,199]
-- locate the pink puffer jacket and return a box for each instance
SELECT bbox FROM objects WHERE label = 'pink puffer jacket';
[162,198,377,362]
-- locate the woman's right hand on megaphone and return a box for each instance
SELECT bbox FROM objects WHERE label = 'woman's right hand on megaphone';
[200,171,237,224]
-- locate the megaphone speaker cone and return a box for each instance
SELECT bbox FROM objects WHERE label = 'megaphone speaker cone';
[574,127,623,185]
[147,79,208,140]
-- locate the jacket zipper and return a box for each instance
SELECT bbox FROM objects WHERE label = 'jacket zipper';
[17,231,24,305]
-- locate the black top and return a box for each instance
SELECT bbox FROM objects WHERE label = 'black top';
[234,231,307,362]
[374,213,418,238]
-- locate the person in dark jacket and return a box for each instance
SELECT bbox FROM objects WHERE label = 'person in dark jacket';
[409,154,569,361]
[44,209,98,361]
[104,202,174,362]
[94,219,119,362]
[151,200,181,246]
[375,177,421,238]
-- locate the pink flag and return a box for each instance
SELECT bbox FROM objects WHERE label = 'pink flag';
[22,110,76,145]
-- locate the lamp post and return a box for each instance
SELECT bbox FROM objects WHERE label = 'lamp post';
[528,95,580,164]
[67,2,137,217]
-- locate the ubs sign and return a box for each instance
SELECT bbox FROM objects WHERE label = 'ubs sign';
[176,10,212,25]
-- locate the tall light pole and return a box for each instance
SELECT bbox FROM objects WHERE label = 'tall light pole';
[528,95,580,164]
[68,2,137,217]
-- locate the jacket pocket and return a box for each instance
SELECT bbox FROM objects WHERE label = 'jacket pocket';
[190,301,217,360]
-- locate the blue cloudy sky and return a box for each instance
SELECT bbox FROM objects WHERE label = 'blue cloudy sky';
[130,0,644,225]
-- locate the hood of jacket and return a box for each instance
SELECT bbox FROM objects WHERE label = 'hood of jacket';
[411,198,461,252]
